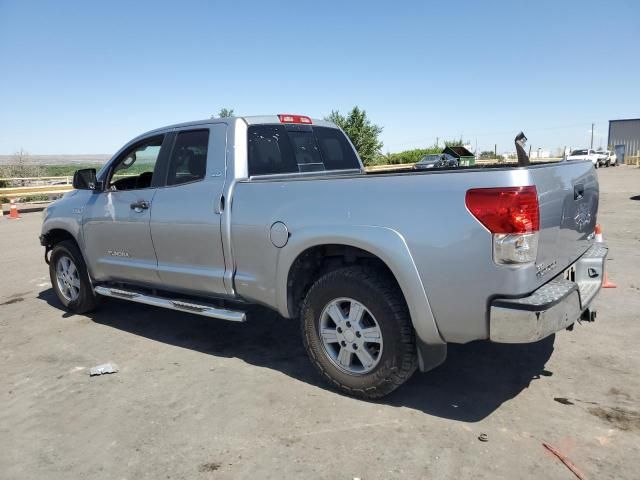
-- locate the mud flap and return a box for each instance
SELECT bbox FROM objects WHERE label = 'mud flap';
[416,340,447,372]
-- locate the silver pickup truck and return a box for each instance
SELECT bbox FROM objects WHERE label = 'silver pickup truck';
[41,114,607,398]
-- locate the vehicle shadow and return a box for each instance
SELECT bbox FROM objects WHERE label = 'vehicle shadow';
[37,288,554,422]
[384,335,555,421]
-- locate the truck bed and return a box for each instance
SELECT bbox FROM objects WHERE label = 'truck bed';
[365,160,564,176]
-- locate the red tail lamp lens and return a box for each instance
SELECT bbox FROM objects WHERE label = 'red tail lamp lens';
[465,186,539,234]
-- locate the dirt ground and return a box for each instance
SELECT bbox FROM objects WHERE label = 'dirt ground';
[1,166,639,480]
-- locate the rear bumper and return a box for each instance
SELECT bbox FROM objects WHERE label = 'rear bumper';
[490,243,608,343]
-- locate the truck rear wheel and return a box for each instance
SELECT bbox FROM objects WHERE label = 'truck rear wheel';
[49,240,99,314]
[301,266,417,399]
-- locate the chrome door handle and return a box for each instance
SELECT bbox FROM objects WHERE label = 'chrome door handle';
[130,200,150,211]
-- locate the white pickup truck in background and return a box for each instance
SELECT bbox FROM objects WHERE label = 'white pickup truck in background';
[567,149,601,167]
[567,149,617,168]
[596,149,618,167]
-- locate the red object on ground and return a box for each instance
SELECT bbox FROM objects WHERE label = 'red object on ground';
[542,442,587,480]
[602,272,617,288]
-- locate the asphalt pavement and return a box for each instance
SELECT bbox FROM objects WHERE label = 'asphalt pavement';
[1,166,639,479]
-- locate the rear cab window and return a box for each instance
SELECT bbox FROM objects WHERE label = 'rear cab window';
[248,124,360,176]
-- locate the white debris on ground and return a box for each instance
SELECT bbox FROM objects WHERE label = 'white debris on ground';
[89,363,119,376]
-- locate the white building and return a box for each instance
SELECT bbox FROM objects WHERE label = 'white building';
[529,149,551,159]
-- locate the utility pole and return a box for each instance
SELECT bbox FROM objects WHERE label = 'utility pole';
[590,123,594,149]
[436,137,439,148]
[494,144,497,159]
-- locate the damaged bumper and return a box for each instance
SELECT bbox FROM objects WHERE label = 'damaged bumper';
[490,243,608,343]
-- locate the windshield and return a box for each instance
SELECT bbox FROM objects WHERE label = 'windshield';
[570,149,588,156]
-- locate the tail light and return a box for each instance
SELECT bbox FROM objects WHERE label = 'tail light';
[465,186,540,264]
[278,114,312,124]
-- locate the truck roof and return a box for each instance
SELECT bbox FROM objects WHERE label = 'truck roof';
[136,115,337,140]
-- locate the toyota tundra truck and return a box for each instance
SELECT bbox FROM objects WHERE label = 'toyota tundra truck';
[40,114,607,399]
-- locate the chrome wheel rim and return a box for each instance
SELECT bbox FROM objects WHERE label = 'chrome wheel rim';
[56,255,80,302]
[319,297,383,375]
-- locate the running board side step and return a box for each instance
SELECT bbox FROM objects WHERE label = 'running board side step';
[94,286,246,322]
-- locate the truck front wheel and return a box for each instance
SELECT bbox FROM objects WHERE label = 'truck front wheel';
[49,240,99,314]
[301,266,417,399]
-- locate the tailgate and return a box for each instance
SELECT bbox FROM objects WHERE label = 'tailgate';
[529,160,599,281]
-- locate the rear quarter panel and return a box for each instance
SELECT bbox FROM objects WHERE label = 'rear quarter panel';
[230,166,568,344]
[230,160,596,344]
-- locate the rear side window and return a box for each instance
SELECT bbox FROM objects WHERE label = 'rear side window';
[248,125,359,176]
[166,129,209,186]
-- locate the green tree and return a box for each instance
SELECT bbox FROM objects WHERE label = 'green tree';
[443,138,466,147]
[479,150,504,161]
[384,146,442,165]
[325,107,383,165]
[218,108,234,118]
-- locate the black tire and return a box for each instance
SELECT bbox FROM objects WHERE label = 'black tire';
[301,266,417,399]
[49,240,99,314]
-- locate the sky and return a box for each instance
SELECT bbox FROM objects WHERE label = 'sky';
[0,0,638,156]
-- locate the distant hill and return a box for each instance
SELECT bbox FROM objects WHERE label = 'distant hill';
[0,154,111,165]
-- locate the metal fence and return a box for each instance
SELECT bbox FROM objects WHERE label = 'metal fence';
[626,155,640,166]
[2,157,637,205]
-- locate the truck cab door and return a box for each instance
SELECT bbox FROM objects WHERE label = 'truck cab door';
[149,124,229,296]
[82,134,172,286]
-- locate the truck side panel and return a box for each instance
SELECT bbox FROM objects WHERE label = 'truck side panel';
[230,161,595,344]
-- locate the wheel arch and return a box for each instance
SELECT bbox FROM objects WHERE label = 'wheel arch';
[41,228,78,249]
[41,219,90,278]
[276,225,444,346]
[41,214,84,249]
[286,243,396,317]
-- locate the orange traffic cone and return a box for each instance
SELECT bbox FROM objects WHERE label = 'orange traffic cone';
[603,272,617,289]
[594,224,603,243]
[7,198,21,220]
[595,224,617,288]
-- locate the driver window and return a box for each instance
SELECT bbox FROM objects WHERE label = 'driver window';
[109,135,164,191]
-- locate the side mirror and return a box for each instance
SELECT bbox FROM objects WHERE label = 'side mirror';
[73,168,97,190]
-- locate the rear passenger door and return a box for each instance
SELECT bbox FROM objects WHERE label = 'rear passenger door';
[149,124,229,296]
